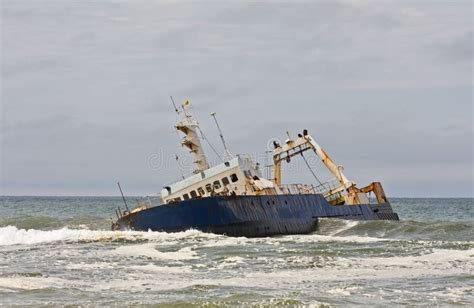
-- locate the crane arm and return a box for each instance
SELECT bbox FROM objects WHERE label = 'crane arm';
[303,134,354,190]
[272,130,355,190]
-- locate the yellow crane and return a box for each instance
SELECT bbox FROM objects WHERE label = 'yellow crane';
[272,129,387,205]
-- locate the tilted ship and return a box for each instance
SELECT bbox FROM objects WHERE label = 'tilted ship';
[112,100,399,237]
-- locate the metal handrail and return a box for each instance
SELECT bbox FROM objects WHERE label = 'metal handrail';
[279,184,317,195]
[280,179,344,198]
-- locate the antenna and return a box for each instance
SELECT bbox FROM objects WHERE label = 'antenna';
[117,182,129,212]
[170,96,179,114]
[211,112,233,160]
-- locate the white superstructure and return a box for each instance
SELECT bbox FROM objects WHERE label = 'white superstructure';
[151,100,385,207]
[161,101,281,204]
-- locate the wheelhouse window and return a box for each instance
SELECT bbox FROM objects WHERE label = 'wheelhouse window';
[183,193,190,200]
[222,177,230,186]
[205,184,213,193]
[197,187,205,196]
[190,190,198,198]
[230,173,239,183]
[213,180,221,190]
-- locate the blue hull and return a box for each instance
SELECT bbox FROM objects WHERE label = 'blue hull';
[115,194,398,237]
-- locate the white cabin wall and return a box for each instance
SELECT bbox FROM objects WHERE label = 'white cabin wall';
[162,167,248,203]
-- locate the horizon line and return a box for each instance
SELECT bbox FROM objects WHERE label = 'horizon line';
[0,195,473,199]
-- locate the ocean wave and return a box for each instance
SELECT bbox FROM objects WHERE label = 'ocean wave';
[0,226,218,246]
[1,218,472,248]
[337,220,474,241]
[113,243,198,260]
[0,216,109,231]
[0,276,69,292]
[240,248,474,283]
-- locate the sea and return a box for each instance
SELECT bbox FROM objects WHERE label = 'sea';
[0,197,472,306]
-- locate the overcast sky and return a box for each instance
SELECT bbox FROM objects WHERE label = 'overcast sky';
[1,0,472,197]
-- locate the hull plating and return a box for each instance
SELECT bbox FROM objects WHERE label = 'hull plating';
[115,194,399,237]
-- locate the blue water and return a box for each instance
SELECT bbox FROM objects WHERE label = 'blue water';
[0,197,472,306]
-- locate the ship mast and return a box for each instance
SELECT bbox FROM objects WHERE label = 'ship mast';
[211,112,233,161]
[175,100,210,173]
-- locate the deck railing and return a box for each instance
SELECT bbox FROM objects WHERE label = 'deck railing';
[280,184,317,195]
[280,179,344,199]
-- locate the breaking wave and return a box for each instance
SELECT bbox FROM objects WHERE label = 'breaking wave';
[0,215,108,231]
[0,226,218,246]
[318,219,474,242]
[1,217,472,247]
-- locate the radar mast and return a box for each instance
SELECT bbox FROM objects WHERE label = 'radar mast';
[175,100,210,173]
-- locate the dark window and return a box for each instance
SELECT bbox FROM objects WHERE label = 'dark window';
[230,174,239,183]
[222,177,230,186]
[205,184,213,192]
[190,190,198,198]
[224,162,230,167]
[213,180,221,190]
[197,187,205,196]
[183,193,190,200]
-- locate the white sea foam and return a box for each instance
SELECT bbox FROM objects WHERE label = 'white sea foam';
[0,224,409,248]
[113,243,198,260]
[216,256,246,269]
[65,262,116,270]
[0,226,216,246]
[273,233,394,244]
[0,277,69,291]
[0,226,108,246]
[129,263,193,274]
[2,248,471,296]
[328,220,360,236]
[360,248,474,269]
[226,248,474,288]
[200,236,249,248]
[326,286,360,296]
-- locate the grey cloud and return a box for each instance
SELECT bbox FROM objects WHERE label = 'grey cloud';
[1,0,472,196]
